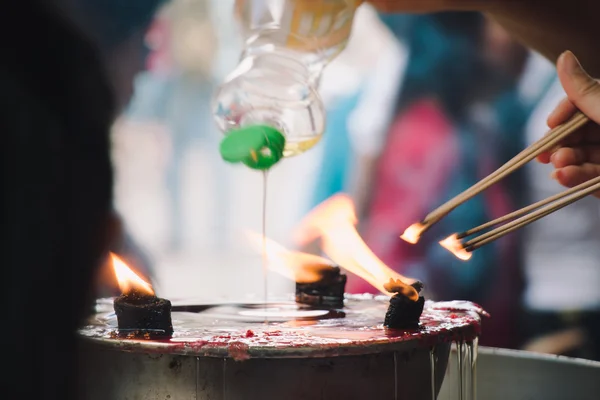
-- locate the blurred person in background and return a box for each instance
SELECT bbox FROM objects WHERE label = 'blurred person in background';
[126,0,223,252]
[307,13,407,221]
[303,4,403,223]
[348,13,534,349]
[2,0,163,398]
[344,31,407,221]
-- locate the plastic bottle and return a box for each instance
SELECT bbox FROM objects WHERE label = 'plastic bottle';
[214,0,362,170]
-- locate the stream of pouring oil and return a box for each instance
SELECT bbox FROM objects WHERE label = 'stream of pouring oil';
[261,171,269,319]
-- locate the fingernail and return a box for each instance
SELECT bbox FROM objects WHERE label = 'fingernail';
[550,170,558,180]
[550,151,557,164]
[561,51,584,76]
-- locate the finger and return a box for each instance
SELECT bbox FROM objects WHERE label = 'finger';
[553,163,600,188]
[537,123,600,164]
[550,147,585,168]
[545,113,593,147]
[547,97,577,128]
[536,137,583,164]
[536,134,582,164]
[538,123,600,164]
[556,51,600,124]
[552,145,600,168]
[536,151,552,164]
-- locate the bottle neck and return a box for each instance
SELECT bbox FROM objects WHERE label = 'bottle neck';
[241,36,325,85]
[246,52,312,82]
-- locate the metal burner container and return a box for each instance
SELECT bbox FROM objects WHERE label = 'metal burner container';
[78,336,451,400]
[77,296,486,400]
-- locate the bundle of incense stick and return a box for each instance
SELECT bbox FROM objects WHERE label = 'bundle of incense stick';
[445,174,600,257]
[400,110,592,253]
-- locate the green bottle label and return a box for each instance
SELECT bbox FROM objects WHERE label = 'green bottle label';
[219,125,286,170]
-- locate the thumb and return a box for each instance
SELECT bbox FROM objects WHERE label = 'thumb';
[557,51,600,124]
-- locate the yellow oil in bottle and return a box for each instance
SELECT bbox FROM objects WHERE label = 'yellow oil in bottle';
[283,134,323,157]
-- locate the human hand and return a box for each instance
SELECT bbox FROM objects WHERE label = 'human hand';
[537,51,600,197]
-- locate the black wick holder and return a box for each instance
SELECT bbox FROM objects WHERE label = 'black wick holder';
[384,281,425,329]
[295,266,347,309]
[113,290,173,337]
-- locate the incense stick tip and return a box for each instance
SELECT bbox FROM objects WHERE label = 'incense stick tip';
[400,222,426,244]
[439,234,472,261]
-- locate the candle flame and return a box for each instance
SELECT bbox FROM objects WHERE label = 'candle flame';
[439,234,472,261]
[383,278,419,302]
[245,231,335,283]
[400,222,425,244]
[293,193,415,296]
[110,252,154,295]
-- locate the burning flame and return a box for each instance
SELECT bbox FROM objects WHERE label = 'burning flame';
[293,194,414,296]
[439,234,472,261]
[110,252,154,296]
[245,231,335,283]
[383,278,419,302]
[400,222,425,244]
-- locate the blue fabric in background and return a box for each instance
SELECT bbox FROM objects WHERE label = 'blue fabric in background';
[308,91,361,210]
[381,13,485,121]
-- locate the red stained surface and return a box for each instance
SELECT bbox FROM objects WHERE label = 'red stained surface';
[81,298,486,359]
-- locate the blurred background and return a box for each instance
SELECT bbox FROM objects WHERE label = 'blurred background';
[108,0,600,360]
